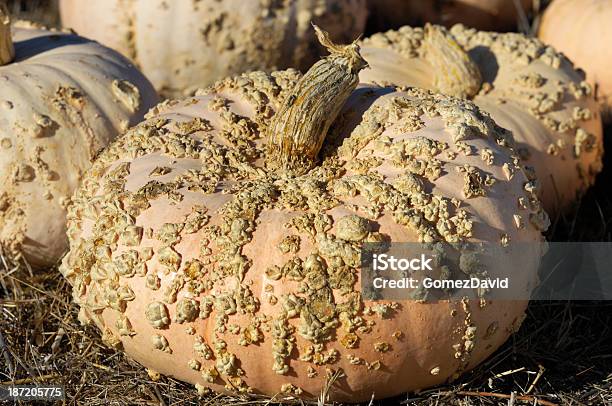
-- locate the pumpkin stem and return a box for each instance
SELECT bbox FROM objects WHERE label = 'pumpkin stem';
[265,24,368,177]
[0,3,14,66]
[422,24,482,99]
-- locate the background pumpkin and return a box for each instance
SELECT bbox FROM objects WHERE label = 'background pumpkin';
[539,0,612,121]
[0,5,158,268]
[367,0,532,33]
[360,24,603,216]
[60,29,548,402]
[58,0,368,98]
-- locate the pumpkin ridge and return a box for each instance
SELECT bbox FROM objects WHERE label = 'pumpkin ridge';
[120,0,138,64]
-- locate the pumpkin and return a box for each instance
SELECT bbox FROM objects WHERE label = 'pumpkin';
[0,5,158,268]
[539,0,612,121]
[367,0,531,33]
[360,24,603,216]
[60,27,548,402]
[58,0,368,98]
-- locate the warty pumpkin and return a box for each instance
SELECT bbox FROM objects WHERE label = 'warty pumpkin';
[59,0,368,98]
[539,0,612,121]
[60,27,548,402]
[0,5,158,268]
[360,24,603,216]
[367,0,531,33]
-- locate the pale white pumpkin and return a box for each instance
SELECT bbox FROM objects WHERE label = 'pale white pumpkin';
[360,24,603,216]
[539,0,612,121]
[0,7,158,268]
[59,0,368,97]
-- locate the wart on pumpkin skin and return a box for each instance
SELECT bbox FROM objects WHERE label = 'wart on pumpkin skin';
[362,24,603,216]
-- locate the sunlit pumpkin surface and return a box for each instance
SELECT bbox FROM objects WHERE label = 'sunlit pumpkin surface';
[0,9,158,268]
[61,31,548,402]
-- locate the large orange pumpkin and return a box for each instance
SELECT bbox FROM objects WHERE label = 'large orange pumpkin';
[539,0,612,121]
[60,27,547,402]
[59,0,368,98]
[0,6,158,268]
[360,24,603,216]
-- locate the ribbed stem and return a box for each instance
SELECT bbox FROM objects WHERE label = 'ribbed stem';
[265,24,368,176]
[423,24,482,99]
[0,3,14,66]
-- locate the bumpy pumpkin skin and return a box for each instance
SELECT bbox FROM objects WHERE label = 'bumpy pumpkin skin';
[360,24,603,216]
[539,0,612,121]
[59,0,368,98]
[60,36,548,401]
[0,19,158,268]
